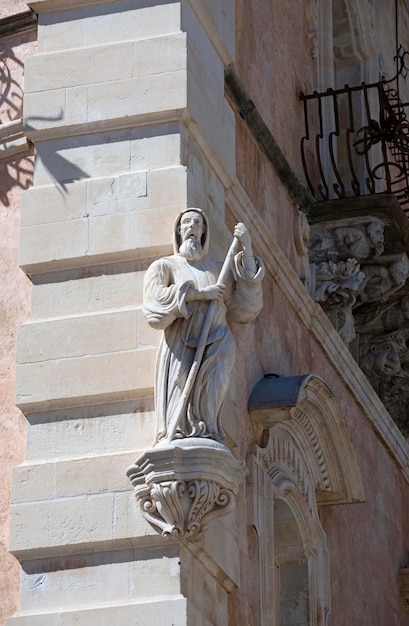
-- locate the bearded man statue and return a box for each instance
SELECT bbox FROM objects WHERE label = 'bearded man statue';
[142,208,264,443]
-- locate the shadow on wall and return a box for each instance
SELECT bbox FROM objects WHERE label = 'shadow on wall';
[24,110,90,193]
[0,156,32,206]
[0,45,23,123]
[0,49,88,203]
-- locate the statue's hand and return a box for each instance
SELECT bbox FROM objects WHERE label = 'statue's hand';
[234,223,252,250]
[198,284,226,302]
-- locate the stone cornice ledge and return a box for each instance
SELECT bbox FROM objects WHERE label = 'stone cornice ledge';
[225,182,409,483]
[0,10,36,38]
[27,0,119,13]
[0,118,30,158]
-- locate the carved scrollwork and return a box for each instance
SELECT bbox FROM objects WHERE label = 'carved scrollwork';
[127,439,246,542]
[135,477,235,542]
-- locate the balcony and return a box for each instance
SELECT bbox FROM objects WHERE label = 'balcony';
[300,59,409,438]
[300,61,409,214]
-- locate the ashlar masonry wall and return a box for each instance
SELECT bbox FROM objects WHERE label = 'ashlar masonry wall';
[8,1,241,625]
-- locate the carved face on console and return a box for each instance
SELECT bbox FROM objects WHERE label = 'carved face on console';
[360,331,407,381]
[371,342,402,377]
[366,219,385,255]
[390,260,409,288]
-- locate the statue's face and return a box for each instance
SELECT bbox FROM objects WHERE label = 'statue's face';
[390,262,409,286]
[179,211,204,242]
[372,342,401,376]
[367,221,384,246]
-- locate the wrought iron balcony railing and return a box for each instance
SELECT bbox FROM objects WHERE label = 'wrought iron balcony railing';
[300,70,409,215]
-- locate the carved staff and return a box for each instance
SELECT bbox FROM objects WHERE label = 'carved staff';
[164,235,241,443]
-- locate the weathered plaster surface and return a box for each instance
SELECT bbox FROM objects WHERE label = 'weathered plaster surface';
[0,27,35,626]
[231,1,409,624]
[0,2,29,20]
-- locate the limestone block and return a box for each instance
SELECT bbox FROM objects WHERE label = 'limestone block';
[32,132,133,185]
[25,48,93,92]
[30,125,182,187]
[87,70,187,126]
[7,598,188,626]
[10,491,154,558]
[129,126,185,171]
[19,554,181,612]
[15,347,157,412]
[37,12,83,53]
[87,206,182,258]
[23,86,67,137]
[66,85,89,128]
[20,219,89,272]
[83,2,182,47]
[24,35,187,138]
[35,1,182,51]
[11,452,136,503]
[148,166,188,209]
[184,136,226,222]
[22,166,164,228]
[90,41,135,84]
[185,4,236,180]
[17,310,140,364]
[30,271,145,320]
[182,548,229,625]
[26,403,157,462]
[27,35,187,93]
[21,180,87,226]
[11,462,55,503]
[86,171,148,217]
[20,202,182,273]
[201,512,240,587]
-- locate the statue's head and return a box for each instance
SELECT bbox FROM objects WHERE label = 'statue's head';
[360,331,406,380]
[174,208,209,259]
[390,259,409,287]
[366,219,385,256]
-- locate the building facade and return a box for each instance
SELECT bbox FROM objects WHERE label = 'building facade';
[1,1,409,625]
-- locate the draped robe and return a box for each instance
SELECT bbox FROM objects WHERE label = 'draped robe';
[143,251,264,441]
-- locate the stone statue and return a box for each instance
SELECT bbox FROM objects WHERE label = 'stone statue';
[309,218,385,263]
[358,330,407,384]
[355,295,409,335]
[355,258,409,305]
[143,208,264,444]
[310,258,365,343]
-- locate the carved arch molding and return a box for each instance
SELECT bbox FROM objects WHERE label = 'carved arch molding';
[248,374,364,625]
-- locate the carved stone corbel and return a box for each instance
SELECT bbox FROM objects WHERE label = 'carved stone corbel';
[127,438,247,542]
[306,196,409,435]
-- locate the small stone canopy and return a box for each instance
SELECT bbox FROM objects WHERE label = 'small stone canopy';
[248,374,364,506]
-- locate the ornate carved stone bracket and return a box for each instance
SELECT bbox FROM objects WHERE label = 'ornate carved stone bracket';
[309,214,388,343]
[307,196,409,436]
[127,438,247,543]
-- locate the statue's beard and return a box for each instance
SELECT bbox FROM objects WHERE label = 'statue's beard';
[179,238,203,261]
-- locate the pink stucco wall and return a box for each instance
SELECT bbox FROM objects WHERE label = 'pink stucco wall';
[0,2,30,20]
[231,1,409,624]
[0,22,35,626]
